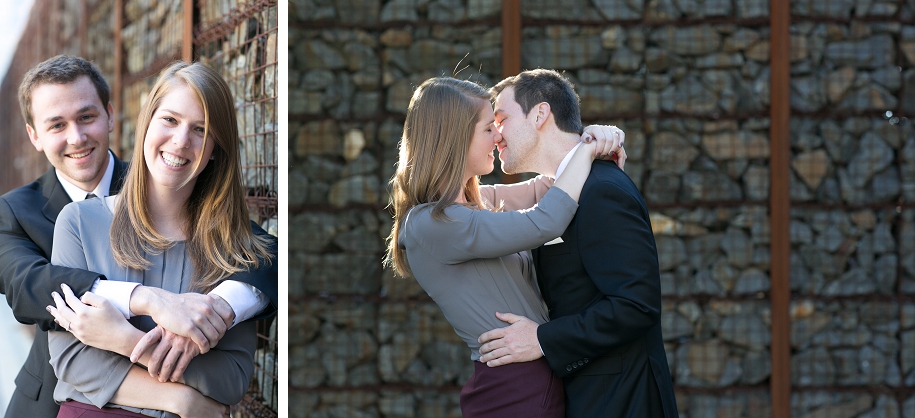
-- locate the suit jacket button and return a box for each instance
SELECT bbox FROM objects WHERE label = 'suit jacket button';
[572,364,578,369]
[584,358,589,363]
[578,360,584,366]
[566,365,573,371]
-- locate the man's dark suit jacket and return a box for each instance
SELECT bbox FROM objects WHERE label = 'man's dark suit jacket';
[0,155,279,418]
[534,160,678,418]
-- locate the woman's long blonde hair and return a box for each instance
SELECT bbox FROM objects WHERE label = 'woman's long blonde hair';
[111,61,273,292]
[385,77,492,277]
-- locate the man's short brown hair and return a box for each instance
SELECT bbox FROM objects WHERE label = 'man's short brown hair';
[18,55,110,128]
[490,69,583,135]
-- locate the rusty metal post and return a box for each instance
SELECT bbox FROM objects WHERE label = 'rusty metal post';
[113,0,123,157]
[183,0,194,62]
[500,0,521,184]
[79,0,87,57]
[769,0,791,415]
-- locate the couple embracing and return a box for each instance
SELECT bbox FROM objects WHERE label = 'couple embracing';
[387,69,678,417]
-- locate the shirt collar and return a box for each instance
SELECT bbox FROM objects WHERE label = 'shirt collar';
[56,150,115,202]
[554,142,582,180]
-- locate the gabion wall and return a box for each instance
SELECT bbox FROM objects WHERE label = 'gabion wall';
[291,1,915,417]
[785,1,915,416]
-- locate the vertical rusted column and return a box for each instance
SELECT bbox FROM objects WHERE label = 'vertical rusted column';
[79,0,87,57]
[183,0,194,62]
[113,0,123,157]
[500,0,521,184]
[769,0,791,415]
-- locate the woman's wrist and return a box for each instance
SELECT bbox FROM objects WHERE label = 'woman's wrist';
[115,327,146,358]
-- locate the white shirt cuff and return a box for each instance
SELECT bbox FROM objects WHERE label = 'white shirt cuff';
[209,280,268,328]
[91,279,140,319]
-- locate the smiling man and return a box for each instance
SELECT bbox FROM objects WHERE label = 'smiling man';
[0,55,278,418]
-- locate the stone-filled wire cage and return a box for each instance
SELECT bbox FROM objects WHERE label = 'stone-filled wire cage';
[292,0,915,417]
[0,1,278,416]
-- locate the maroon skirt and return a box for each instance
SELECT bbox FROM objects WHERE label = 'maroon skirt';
[57,401,148,418]
[460,358,565,418]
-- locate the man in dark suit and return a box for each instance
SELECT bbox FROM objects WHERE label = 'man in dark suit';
[477,69,678,417]
[0,55,278,418]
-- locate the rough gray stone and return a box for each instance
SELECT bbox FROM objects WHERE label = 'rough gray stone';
[649,132,700,174]
[657,236,688,271]
[741,349,771,384]
[823,268,875,296]
[609,47,643,72]
[720,227,753,268]
[467,0,501,19]
[703,131,770,161]
[680,171,743,202]
[299,253,381,295]
[792,347,837,386]
[644,171,681,204]
[649,25,722,56]
[662,311,693,341]
[825,34,896,69]
[592,0,644,21]
[578,84,643,116]
[743,165,769,200]
[736,0,769,18]
[734,268,770,294]
[660,76,719,115]
[523,36,606,69]
[848,133,893,187]
[333,0,380,23]
[406,40,471,72]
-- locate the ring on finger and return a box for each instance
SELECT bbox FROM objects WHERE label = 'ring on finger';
[66,322,72,332]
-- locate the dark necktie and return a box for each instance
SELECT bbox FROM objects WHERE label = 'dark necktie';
[86,193,98,200]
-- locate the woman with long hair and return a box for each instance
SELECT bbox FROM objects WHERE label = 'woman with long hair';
[385,77,624,416]
[46,62,274,418]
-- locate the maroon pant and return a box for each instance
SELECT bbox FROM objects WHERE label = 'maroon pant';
[460,359,565,418]
[57,401,148,418]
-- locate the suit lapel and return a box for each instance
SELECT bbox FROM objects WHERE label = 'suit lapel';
[38,153,129,223]
[109,156,129,194]
[39,168,72,223]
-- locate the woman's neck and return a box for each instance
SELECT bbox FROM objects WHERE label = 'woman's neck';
[146,181,193,241]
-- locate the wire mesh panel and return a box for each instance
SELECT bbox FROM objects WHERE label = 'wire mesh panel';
[787,1,915,415]
[118,0,185,156]
[194,1,280,415]
[196,0,280,226]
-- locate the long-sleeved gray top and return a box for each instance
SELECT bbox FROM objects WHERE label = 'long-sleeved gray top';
[49,196,255,418]
[399,176,575,361]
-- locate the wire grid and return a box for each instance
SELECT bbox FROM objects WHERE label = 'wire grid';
[785,3,915,415]
[233,318,279,418]
[196,0,279,223]
[118,0,184,155]
[194,2,279,416]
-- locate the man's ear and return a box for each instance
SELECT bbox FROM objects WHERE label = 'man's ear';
[534,102,551,130]
[106,102,115,132]
[26,124,43,152]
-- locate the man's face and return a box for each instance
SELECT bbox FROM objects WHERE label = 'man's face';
[26,76,113,192]
[493,86,538,175]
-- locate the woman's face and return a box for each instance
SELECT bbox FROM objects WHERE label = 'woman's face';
[463,100,500,180]
[143,83,216,192]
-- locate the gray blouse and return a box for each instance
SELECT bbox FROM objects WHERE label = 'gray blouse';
[399,177,575,361]
[49,196,255,418]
